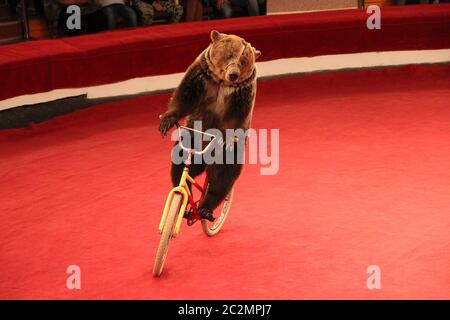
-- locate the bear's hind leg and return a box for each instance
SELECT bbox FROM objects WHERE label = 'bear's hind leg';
[198,163,242,221]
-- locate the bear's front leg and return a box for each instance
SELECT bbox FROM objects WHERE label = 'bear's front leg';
[159,112,179,136]
[158,63,206,136]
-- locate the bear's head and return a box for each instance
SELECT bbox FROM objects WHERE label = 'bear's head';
[206,30,261,84]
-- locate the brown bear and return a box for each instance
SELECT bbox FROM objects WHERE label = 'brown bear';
[159,30,261,221]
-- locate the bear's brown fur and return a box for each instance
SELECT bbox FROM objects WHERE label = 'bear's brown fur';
[159,30,261,220]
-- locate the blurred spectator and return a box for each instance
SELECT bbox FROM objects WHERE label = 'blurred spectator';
[185,0,203,22]
[43,0,100,37]
[212,0,264,19]
[136,0,183,24]
[132,0,155,26]
[96,0,137,30]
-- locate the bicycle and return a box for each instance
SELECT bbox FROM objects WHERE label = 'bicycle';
[152,124,234,277]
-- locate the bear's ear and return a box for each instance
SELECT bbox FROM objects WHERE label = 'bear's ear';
[211,30,224,43]
[253,47,261,60]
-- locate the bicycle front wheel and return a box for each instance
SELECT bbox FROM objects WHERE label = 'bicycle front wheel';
[153,193,182,277]
[201,188,234,237]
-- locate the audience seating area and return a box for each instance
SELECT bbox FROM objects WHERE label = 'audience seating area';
[1,1,448,44]
[0,0,268,40]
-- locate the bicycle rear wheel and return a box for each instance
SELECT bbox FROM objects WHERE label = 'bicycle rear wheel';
[153,193,182,277]
[201,188,234,237]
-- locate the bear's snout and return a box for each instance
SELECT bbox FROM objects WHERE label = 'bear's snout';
[228,71,239,82]
[226,65,240,83]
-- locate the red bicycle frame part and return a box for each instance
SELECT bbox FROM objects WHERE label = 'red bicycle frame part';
[186,173,209,224]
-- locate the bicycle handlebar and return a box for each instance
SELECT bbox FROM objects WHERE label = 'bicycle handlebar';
[176,123,217,155]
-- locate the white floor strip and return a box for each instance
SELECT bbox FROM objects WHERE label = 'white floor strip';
[1,49,449,111]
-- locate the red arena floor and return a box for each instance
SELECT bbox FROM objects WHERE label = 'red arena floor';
[1,64,449,299]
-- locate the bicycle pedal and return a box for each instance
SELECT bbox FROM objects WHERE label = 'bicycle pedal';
[199,209,215,222]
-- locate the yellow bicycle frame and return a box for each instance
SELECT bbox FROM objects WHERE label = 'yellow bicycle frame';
[158,167,197,238]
